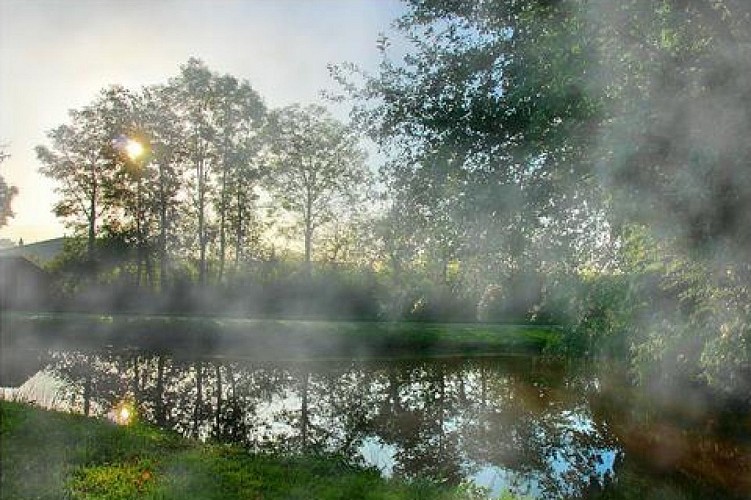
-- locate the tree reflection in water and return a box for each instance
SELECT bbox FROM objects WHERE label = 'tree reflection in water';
[40,351,745,499]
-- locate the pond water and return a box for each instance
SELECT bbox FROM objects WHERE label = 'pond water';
[5,350,751,499]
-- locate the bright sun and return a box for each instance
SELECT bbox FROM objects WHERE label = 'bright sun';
[111,400,136,426]
[119,406,131,421]
[125,139,144,160]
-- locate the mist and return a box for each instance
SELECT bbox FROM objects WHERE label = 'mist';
[1,1,751,499]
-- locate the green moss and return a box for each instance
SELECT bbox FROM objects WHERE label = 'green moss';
[0,401,500,499]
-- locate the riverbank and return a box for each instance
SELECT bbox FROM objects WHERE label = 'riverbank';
[0,400,499,499]
[1,311,561,359]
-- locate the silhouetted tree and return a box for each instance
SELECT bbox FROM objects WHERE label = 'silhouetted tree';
[265,104,370,273]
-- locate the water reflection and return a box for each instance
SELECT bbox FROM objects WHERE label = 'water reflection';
[17,351,750,499]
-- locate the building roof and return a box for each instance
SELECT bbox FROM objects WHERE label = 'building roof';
[0,237,65,265]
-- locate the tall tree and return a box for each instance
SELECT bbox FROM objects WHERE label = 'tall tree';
[265,105,370,272]
[168,59,266,284]
[334,0,751,387]
[332,0,605,295]
[226,133,266,270]
[139,84,187,290]
[210,74,265,282]
[170,58,216,285]
[36,87,133,266]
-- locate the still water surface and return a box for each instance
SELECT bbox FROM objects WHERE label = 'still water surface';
[9,350,751,499]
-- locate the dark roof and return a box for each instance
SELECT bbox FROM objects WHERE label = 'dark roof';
[0,237,65,265]
[0,255,50,277]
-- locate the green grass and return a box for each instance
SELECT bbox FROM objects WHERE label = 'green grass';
[0,400,494,499]
[2,312,562,359]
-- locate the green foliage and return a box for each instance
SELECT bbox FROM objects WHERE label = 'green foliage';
[265,104,371,267]
[0,401,498,499]
[70,459,159,499]
[331,0,751,397]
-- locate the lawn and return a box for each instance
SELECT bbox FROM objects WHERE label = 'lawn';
[0,400,503,499]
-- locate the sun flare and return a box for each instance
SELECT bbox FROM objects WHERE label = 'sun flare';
[125,139,144,160]
[110,400,137,426]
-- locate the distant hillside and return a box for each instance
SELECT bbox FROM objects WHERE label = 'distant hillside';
[0,237,65,265]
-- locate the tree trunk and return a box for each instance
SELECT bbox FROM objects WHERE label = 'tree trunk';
[197,155,207,285]
[136,176,143,288]
[88,167,97,272]
[304,187,313,276]
[155,355,166,426]
[159,164,169,291]
[304,225,312,275]
[300,370,310,446]
[132,355,140,402]
[193,361,204,436]
[388,368,401,414]
[218,157,228,283]
[235,190,243,271]
[215,364,223,434]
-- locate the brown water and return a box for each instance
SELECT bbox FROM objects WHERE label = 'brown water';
[6,350,751,499]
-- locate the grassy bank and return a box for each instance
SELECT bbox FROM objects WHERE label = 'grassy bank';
[0,400,495,499]
[2,311,561,359]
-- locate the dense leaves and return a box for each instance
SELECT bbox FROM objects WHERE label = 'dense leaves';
[331,0,751,395]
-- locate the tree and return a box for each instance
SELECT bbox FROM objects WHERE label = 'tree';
[226,132,266,270]
[0,147,17,228]
[169,58,216,285]
[210,74,265,281]
[168,59,266,284]
[265,105,370,272]
[331,0,606,302]
[332,0,751,386]
[138,84,187,290]
[37,87,134,266]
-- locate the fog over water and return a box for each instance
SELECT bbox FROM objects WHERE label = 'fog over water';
[2,2,751,499]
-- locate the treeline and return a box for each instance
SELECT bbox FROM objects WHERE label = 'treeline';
[34,59,384,317]
[330,0,751,397]
[27,1,751,398]
[33,58,553,322]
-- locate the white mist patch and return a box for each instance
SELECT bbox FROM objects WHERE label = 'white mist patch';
[7,370,68,411]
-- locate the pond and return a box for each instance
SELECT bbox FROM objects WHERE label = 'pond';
[5,349,751,499]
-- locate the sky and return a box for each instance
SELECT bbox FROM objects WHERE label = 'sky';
[0,0,405,244]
